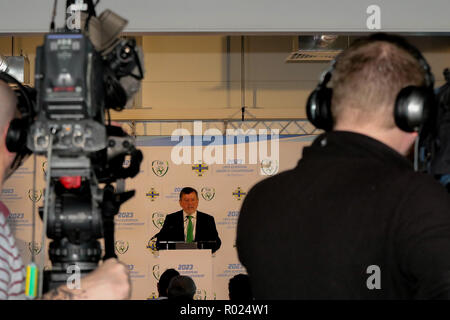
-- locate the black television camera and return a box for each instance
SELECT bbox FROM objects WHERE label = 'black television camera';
[419,68,450,189]
[1,0,144,294]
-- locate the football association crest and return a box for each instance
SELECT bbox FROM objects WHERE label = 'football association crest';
[115,240,129,255]
[192,163,208,177]
[152,160,169,177]
[201,187,215,201]
[260,159,279,176]
[152,212,166,229]
[152,264,160,281]
[194,289,207,300]
[147,237,158,254]
[147,292,158,300]
[28,189,43,203]
[232,187,247,201]
[28,241,42,255]
[146,188,160,201]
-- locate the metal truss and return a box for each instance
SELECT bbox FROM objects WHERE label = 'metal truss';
[116,119,321,137]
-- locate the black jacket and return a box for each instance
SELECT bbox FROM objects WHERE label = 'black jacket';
[237,131,450,299]
[157,210,221,253]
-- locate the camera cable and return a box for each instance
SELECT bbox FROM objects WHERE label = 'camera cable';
[25,155,38,299]
[37,128,56,298]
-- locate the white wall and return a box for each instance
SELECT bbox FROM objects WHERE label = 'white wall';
[1,0,450,34]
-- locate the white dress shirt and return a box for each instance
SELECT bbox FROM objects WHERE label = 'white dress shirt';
[183,211,197,242]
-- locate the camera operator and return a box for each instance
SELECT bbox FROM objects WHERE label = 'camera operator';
[0,81,131,300]
[236,34,450,299]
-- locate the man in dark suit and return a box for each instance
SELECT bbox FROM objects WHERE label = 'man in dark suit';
[157,187,221,253]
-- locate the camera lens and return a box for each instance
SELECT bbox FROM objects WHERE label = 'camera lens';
[36,135,48,148]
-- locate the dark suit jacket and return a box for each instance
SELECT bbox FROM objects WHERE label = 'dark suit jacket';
[157,210,221,253]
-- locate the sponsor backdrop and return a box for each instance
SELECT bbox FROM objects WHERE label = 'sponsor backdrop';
[0,134,315,299]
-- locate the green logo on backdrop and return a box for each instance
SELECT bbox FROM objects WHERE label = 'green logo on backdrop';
[28,189,43,203]
[115,240,129,255]
[152,160,169,177]
[260,159,279,176]
[152,264,160,281]
[152,212,166,229]
[28,241,42,255]
[201,187,215,201]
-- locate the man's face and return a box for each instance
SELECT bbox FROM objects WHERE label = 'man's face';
[179,192,199,215]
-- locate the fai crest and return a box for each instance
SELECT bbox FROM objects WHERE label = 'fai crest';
[152,160,169,177]
[192,163,208,177]
[232,187,247,201]
[152,264,160,281]
[146,188,160,201]
[260,159,279,176]
[28,189,43,203]
[201,187,215,201]
[194,289,207,300]
[28,241,42,255]
[152,212,166,229]
[115,240,129,255]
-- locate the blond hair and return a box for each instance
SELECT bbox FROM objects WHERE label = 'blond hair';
[331,39,425,129]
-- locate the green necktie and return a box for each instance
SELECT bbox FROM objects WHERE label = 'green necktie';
[186,216,194,243]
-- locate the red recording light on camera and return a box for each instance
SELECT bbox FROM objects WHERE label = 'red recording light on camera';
[59,176,81,189]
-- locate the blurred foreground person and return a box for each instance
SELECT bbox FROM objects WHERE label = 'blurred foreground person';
[237,34,450,299]
[0,81,131,300]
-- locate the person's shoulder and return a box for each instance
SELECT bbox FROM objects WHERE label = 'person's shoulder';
[396,172,450,217]
[400,171,448,197]
[197,211,215,220]
[390,172,450,240]
[246,168,297,198]
[165,210,183,219]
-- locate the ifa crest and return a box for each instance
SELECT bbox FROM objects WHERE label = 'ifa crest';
[260,159,279,176]
[147,292,158,300]
[28,189,43,203]
[28,241,42,255]
[146,188,160,201]
[192,163,208,177]
[152,160,169,177]
[232,187,247,201]
[201,187,215,201]
[152,212,166,229]
[146,237,158,255]
[115,240,129,255]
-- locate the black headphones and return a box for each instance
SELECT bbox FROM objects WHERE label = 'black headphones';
[0,72,35,172]
[306,33,435,133]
